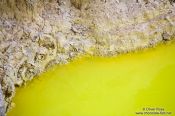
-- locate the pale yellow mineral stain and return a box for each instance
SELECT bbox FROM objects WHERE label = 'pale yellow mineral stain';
[8,42,175,116]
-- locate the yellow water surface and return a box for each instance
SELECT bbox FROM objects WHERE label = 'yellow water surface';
[8,42,175,116]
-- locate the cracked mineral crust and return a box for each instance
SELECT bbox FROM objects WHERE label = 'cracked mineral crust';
[0,0,175,115]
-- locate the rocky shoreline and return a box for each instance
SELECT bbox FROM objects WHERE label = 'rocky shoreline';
[0,0,175,115]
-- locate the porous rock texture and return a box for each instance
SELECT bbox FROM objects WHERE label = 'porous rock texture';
[0,0,175,114]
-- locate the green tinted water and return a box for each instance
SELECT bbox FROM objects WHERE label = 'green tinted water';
[8,42,175,116]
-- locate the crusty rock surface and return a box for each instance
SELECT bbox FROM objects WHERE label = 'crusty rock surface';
[0,0,175,114]
[0,85,5,116]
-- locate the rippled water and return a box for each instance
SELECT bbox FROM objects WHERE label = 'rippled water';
[8,42,175,116]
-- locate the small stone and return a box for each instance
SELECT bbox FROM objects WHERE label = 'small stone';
[162,32,171,41]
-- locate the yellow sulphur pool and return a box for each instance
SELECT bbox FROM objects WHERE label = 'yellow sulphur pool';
[8,42,175,116]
